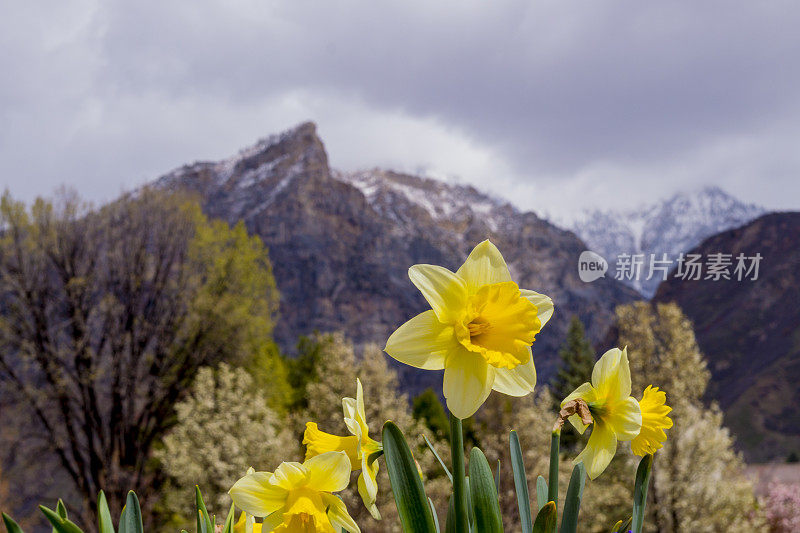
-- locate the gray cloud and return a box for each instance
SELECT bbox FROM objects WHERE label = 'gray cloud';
[2,0,799,215]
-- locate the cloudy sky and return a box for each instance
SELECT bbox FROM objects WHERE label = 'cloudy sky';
[2,0,799,219]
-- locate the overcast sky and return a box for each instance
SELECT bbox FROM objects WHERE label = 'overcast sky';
[2,0,799,219]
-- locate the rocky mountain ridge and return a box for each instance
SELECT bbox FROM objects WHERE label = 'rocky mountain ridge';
[157,122,639,391]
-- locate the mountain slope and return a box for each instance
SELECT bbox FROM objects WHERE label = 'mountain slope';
[573,187,766,297]
[157,122,639,392]
[654,212,800,461]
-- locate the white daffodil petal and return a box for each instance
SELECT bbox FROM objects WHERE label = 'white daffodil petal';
[228,472,285,517]
[492,356,537,396]
[456,240,513,293]
[408,264,467,323]
[322,494,362,533]
[304,451,351,493]
[384,310,456,370]
[520,289,554,327]
[443,348,495,419]
[576,421,618,480]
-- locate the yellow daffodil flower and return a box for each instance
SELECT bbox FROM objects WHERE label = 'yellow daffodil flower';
[561,347,642,480]
[229,451,360,533]
[631,385,673,456]
[303,378,383,519]
[384,240,553,419]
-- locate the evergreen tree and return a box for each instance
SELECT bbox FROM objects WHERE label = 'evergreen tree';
[412,388,450,440]
[552,315,595,402]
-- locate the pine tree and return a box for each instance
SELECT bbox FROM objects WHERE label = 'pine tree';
[552,315,595,402]
[412,388,450,440]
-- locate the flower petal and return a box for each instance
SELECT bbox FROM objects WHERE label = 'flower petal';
[491,355,537,396]
[591,347,632,401]
[443,348,495,419]
[270,462,307,490]
[384,310,456,370]
[303,422,360,467]
[358,455,381,520]
[261,510,285,531]
[304,451,352,493]
[229,472,286,517]
[322,493,362,533]
[520,289,554,327]
[456,240,512,294]
[575,420,618,480]
[607,396,642,441]
[408,264,467,323]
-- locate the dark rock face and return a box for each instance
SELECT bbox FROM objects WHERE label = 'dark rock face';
[654,212,800,461]
[157,122,638,394]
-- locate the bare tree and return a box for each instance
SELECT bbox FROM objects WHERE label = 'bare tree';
[0,188,279,528]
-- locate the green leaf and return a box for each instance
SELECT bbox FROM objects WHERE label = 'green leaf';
[195,486,213,533]
[467,448,503,533]
[55,501,68,520]
[631,454,653,533]
[423,433,452,483]
[2,513,24,533]
[536,476,548,513]
[220,503,235,533]
[445,495,456,533]
[97,491,115,533]
[559,462,586,533]
[614,517,632,533]
[509,430,532,533]
[428,498,440,533]
[532,501,557,533]
[119,492,142,533]
[39,507,83,533]
[382,421,437,533]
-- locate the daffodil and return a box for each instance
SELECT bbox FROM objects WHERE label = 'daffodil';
[303,378,383,519]
[561,347,642,480]
[233,468,261,533]
[631,385,673,456]
[384,240,553,419]
[229,451,360,533]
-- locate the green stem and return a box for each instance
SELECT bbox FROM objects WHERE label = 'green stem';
[548,429,560,531]
[449,413,469,533]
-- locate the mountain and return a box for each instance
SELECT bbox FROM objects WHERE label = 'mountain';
[572,187,766,297]
[157,122,639,392]
[654,212,800,462]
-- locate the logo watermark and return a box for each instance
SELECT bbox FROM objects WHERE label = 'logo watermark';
[578,250,608,282]
[578,251,762,283]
